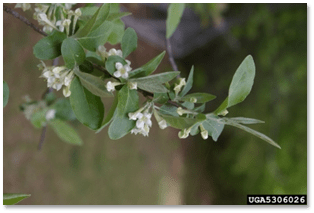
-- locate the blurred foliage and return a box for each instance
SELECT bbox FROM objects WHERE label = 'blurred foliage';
[182,3,306,204]
[187,3,228,27]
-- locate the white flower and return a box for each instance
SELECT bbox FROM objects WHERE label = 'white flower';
[74,8,82,16]
[129,109,153,137]
[45,109,56,121]
[201,130,208,140]
[135,112,152,129]
[108,48,123,57]
[63,71,74,86]
[113,62,132,79]
[38,13,57,29]
[178,128,191,139]
[56,20,64,32]
[199,124,208,140]
[174,78,186,95]
[97,46,109,61]
[105,81,121,92]
[63,85,71,97]
[128,82,137,90]
[158,120,167,129]
[15,3,31,11]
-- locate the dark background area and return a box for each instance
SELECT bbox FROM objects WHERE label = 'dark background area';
[3,3,307,205]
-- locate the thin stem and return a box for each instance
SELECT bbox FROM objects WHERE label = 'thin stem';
[166,38,179,72]
[3,5,47,37]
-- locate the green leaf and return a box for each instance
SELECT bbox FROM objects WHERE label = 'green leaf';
[30,109,48,129]
[79,60,94,73]
[159,104,179,117]
[73,6,101,38]
[121,27,138,58]
[51,98,76,121]
[49,119,83,145]
[3,81,9,107]
[202,114,225,141]
[129,71,180,93]
[180,65,194,97]
[96,93,119,133]
[108,85,139,139]
[77,21,113,52]
[194,103,206,113]
[160,113,205,130]
[105,55,127,75]
[180,92,216,103]
[221,118,281,149]
[3,193,31,205]
[153,93,169,105]
[107,12,131,21]
[33,30,67,60]
[107,19,125,45]
[229,117,265,124]
[70,77,104,130]
[166,3,185,38]
[129,51,166,78]
[61,38,86,69]
[228,55,255,108]
[73,67,113,97]
[91,3,111,31]
[181,101,194,110]
[214,55,255,115]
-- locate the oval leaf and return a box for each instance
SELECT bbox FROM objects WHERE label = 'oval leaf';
[229,117,265,124]
[73,67,113,97]
[96,93,119,133]
[160,113,205,130]
[49,119,83,145]
[73,5,101,38]
[129,51,166,78]
[107,19,125,45]
[3,193,31,205]
[181,92,216,103]
[3,81,9,107]
[166,3,185,38]
[129,71,180,94]
[121,27,138,58]
[70,77,104,130]
[228,55,255,107]
[179,65,194,97]
[78,21,113,52]
[33,30,67,60]
[202,114,225,141]
[61,38,86,69]
[108,85,139,140]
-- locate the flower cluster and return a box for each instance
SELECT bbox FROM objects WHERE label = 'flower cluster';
[15,3,31,11]
[178,123,208,140]
[128,104,154,137]
[96,46,123,61]
[38,61,74,97]
[174,78,186,95]
[31,3,79,35]
[97,46,133,80]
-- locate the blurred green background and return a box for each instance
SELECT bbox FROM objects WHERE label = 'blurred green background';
[3,3,307,205]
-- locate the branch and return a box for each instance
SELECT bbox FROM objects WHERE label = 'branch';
[3,5,47,37]
[5,5,187,113]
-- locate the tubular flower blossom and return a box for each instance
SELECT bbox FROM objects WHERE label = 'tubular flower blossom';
[113,62,132,79]
[129,107,153,137]
[39,61,75,97]
[199,124,209,140]
[174,78,186,95]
